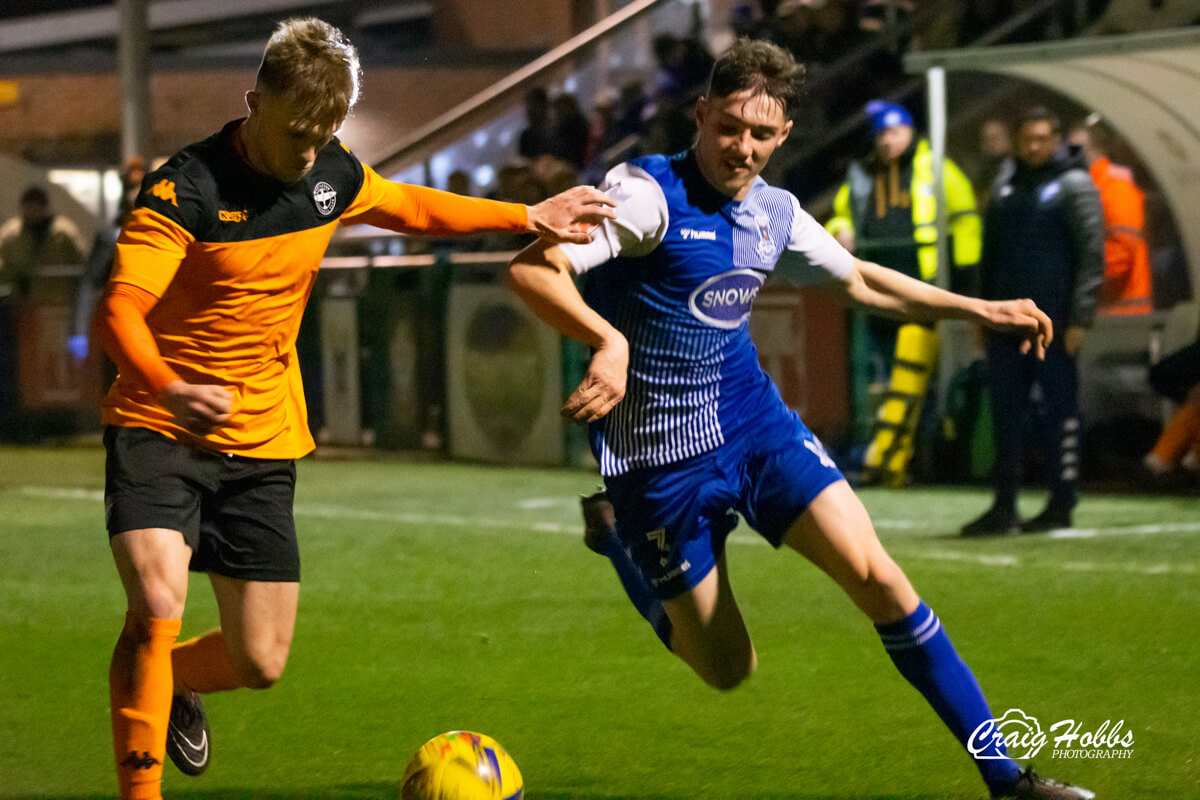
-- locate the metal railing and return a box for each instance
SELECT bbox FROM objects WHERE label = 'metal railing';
[372,0,676,181]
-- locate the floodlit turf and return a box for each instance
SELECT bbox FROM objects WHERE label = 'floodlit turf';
[1,445,1197,798]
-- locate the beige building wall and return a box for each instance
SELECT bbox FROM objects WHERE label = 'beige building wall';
[0,65,511,167]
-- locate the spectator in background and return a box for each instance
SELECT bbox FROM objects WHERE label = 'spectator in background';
[549,92,591,170]
[957,0,1013,45]
[446,169,472,197]
[640,85,698,158]
[826,100,980,487]
[964,117,1013,210]
[583,88,622,180]
[484,164,547,251]
[612,78,650,144]
[730,1,768,40]
[0,185,86,438]
[0,185,86,300]
[1068,116,1153,316]
[71,157,147,363]
[1143,384,1200,482]
[637,33,713,161]
[1144,339,1200,482]
[650,32,713,104]
[962,106,1104,536]
[858,0,917,48]
[775,0,864,65]
[518,86,555,160]
[532,154,580,199]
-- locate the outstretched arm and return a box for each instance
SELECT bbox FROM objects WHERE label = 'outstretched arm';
[824,258,1054,358]
[341,163,616,243]
[505,240,627,422]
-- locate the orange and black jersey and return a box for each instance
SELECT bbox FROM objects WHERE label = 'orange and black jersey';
[102,119,529,459]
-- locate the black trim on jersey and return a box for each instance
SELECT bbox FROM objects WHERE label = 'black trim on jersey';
[134,119,366,244]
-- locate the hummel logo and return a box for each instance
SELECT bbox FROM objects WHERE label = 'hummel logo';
[120,750,161,770]
[681,228,716,241]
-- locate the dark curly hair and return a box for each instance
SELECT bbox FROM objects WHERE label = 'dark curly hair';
[706,38,805,118]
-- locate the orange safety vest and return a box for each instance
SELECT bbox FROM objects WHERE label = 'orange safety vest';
[1091,157,1152,315]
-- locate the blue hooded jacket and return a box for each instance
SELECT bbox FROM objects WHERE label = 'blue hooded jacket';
[981,144,1104,328]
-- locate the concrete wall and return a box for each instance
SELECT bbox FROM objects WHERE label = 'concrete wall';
[433,0,576,52]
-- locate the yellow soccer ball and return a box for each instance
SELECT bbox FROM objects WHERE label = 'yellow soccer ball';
[400,731,524,800]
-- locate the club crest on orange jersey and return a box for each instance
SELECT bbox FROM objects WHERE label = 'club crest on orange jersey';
[313,181,337,216]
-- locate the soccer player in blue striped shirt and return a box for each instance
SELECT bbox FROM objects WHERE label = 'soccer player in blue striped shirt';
[506,39,1092,800]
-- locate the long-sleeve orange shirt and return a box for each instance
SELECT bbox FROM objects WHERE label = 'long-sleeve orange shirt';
[99,119,529,458]
[1090,157,1152,315]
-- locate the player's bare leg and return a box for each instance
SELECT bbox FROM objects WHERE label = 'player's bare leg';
[781,480,918,623]
[207,576,299,689]
[109,529,191,799]
[161,577,299,778]
[661,558,757,691]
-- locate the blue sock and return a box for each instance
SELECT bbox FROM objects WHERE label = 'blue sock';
[596,532,673,650]
[876,601,1021,794]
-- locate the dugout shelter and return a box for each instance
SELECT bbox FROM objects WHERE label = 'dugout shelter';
[906,28,1200,430]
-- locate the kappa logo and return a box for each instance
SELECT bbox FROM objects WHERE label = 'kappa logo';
[120,750,161,770]
[313,181,337,216]
[150,179,178,207]
[218,208,248,222]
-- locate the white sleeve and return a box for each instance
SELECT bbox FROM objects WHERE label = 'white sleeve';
[774,194,855,285]
[557,163,669,274]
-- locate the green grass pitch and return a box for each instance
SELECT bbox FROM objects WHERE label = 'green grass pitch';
[1,445,1197,798]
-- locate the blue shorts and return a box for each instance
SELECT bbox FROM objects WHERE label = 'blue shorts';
[604,406,843,600]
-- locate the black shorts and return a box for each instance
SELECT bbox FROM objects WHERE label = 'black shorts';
[104,425,300,582]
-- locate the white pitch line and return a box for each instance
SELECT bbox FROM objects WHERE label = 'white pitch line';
[18,486,104,501]
[1050,521,1200,539]
[12,485,1199,576]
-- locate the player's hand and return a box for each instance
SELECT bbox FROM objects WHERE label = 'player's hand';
[527,185,616,245]
[980,298,1053,359]
[562,334,628,423]
[160,380,233,434]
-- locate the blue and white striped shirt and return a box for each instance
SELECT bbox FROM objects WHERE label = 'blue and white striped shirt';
[559,152,853,477]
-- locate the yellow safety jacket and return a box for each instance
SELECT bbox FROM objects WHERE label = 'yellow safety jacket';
[826,139,980,282]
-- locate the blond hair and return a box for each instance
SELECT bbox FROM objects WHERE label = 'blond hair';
[256,18,361,127]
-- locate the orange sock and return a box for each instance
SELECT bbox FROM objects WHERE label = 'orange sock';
[1151,400,1200,466]
[110,614,181,800]
[172,630,243,694]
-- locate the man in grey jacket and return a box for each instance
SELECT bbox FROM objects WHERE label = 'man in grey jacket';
[962,106,1104,537]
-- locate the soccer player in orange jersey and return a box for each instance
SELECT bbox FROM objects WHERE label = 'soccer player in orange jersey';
[96,18,614,800]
